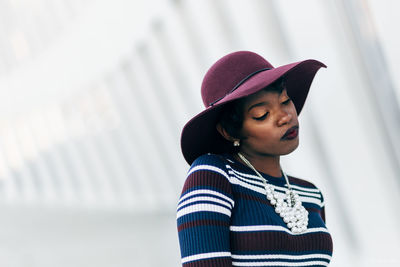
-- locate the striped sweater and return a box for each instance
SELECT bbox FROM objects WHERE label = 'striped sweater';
[177,153,333,266]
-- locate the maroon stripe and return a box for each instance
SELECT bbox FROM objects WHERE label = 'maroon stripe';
[287,175,316,188]
[230,231,333,252]
[236,192,269,205]
[182,170,232,196]
[178,219,230,232]
[183,257,231,267]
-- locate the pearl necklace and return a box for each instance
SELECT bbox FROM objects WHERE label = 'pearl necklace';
[237,153,309,233]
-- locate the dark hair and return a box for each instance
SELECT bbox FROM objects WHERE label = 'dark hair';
[217,77,286,140]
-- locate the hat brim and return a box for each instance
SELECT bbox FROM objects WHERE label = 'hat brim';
[181,59,326,165]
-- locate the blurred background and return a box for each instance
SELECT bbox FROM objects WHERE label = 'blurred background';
[0,0,399,266]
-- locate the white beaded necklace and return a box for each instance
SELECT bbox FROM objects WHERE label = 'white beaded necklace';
[237,152,309,233]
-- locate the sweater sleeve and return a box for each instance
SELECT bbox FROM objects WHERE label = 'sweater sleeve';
[176,154,234,267]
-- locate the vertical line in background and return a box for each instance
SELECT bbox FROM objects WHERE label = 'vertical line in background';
[42,0,62,36]
[251,0,292,60]
[33,0,53,47]
[4,128,37,203]
[91,81,140,206]
[4,125,38,203]
[0,1,16,70]
[6,124,42,203]
[59,101,117,206]
[121,59,183,191]
[0,142,18,202]
[152,20,199,114]
[40,108,80,205]
[17,118,57,203]
[209,0,242,49]
[50,106,100,205]
[80,88,135,206]
[45,108,99,206]
[136,44,183,138]
[270,0,360,251]
[105,70,167,208]
[67,133,117,206]
[339,0,400,189]
[170,0,208,69]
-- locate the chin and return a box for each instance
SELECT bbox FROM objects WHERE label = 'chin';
[281,139,300,155]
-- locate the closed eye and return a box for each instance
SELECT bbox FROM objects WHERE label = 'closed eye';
[282,98,291,105]
[253,112,268,121]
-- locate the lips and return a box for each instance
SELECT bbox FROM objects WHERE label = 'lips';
[281,125,299,140]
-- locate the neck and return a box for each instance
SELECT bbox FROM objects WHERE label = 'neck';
[235,151,282,177]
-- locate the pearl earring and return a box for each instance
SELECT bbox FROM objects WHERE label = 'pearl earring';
[233,140,240,147]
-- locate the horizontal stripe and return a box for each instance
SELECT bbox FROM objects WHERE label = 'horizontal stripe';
[232,260,329,266]
[182,252,231,264]
[178,219,230,232]
[230,232,333,252]
[230,225,330,235]
[227,169,321,200]
[228,176,323,207]
[228,167,321,194]
[177,196,233,210]
[188,164,230,180]
[179,189,234,207]
[228,170,274,190]
[227,168,264,183]
[177,203,231,219]
[226,170,320,193]
[231,253,331,261]
[289,184,321,193]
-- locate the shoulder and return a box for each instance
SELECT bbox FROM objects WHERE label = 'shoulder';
[190,153,227,167]
[180,153,233,195]
[188,153,229,177]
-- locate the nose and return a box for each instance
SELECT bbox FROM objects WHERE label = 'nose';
[277,110,292,126]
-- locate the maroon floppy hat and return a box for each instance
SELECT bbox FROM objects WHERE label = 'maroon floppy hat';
[181,51,326,165]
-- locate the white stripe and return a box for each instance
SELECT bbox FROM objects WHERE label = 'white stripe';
[227,168,265,184]
[228,170,266,188]
[227,167,265,181]
[295,190,321,199]
[228,176,323,207]
[289,184,321,193]
[177,196,232,210]
[231,253,331,261]
[229,225,330,235]
[179,189,234,207]
[188,165,230,180]
[182,252,231,263]
[300,196,323,206]
[228,169,321,198]
[229,176,266,195]
[227,166,321,194]
[177,203,231,219]
[232,260,329,266]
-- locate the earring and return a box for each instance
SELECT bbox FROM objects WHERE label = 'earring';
[233,140,240,147]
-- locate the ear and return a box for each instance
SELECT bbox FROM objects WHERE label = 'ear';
[216,123,237,143]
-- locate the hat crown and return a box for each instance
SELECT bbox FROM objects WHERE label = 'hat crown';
[201,51,274,107]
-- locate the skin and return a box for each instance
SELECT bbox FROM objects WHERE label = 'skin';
[216,88,299,177]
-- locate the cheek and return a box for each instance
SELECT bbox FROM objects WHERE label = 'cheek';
[241,121,275,140]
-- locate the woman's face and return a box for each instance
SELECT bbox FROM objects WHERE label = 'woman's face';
[238,88,299,158]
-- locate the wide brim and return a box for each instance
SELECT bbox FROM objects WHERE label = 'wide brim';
[181,59,326,165]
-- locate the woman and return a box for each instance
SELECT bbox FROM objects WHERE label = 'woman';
[177,51,333,266]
